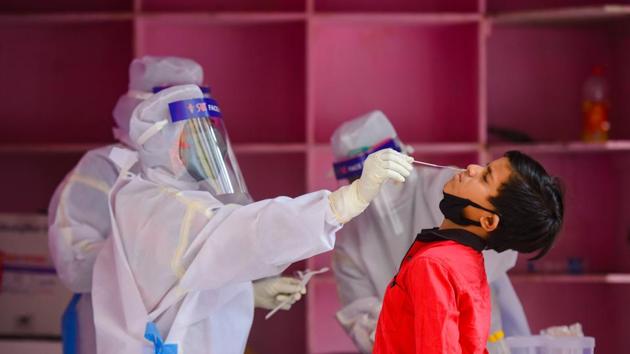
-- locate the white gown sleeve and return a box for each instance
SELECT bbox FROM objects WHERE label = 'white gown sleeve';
[332,224,382,353]
[112,180,342,304]
[48,147,119,293]
[494,273,531,336]
[332,222,378,307]
[336,296,380,354]
[180,190,342,291]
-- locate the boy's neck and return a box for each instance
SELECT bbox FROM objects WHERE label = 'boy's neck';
[439,219,489,240]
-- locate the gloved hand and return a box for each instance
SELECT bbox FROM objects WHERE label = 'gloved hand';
[329,149,413,224]
[337,297,382,354]
[357,148,413,203]
[253,276,306,310]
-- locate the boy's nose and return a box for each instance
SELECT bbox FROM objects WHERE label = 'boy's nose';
[466,164,482,177]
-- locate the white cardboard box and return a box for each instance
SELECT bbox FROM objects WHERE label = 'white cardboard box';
[0,213,72,337]
[0,340,62,354]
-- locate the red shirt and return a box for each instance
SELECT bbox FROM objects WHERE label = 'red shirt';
[373,228,490,354]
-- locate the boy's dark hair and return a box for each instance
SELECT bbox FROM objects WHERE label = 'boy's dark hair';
[487,151,564,259]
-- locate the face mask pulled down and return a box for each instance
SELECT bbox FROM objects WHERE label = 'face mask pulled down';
[439,193,498,228]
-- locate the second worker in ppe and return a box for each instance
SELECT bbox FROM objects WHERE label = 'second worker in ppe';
[91,84,414,354]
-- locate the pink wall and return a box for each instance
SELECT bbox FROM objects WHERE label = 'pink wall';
[1,1,629,353]
[138,20,306,144]
[0,21,131,144]
[315,0,478,13]
[487,0,611,13]
[513,282,619,354]
[488,26,613,142]
[0,153,83,213]
[142,0,303,12]
[0,0,130,12]
[490,152,623,273]
[312,22,479,144]
[612,22,630,140]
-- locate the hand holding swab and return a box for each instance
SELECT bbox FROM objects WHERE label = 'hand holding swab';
[265,267,329,320]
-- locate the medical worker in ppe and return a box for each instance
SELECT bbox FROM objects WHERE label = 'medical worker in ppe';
[48,56,209,354]
[48,56,305,354]
[91,84,414,354]
[330,111,531,354]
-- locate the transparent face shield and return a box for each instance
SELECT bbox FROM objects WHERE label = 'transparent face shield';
[333,138,406,236]
[169,97,251,205]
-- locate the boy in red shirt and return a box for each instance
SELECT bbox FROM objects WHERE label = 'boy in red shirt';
[373,151,564,353]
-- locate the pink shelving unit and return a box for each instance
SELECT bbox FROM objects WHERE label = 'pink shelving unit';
[0,20,132,143]
[141,0,304,13]
[314,0,479,14]
[1,0,630,353]
[0,0,130,13]
[311,20,480,144]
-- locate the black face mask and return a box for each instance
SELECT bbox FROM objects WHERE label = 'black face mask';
[439,192,498,227]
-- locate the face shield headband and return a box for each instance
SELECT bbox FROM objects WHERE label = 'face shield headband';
[125,85,211,101]
[333,138,402,181]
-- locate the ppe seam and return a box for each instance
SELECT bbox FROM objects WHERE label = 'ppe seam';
[158,186,215,219]
[156,186,216,279]
[352,180,369,206]
[68,174,110,195]
[56,180,74,251]
[171,206,194,279]
[137,120,168,146]
[328,194,345,224]
[56,171,110,248]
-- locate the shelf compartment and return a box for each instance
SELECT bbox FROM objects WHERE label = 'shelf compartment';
[249,259,310,354]
[0,144,106,154]
[232,143,307,154]
[141,0,304,13]
[0,12,133,23]
[250,299,307,354]
[487,22,630,143]
[491,5,630,25]
[0,154,84,213]
[315,0,479,14]
[488,140,630,154]
[306,276,356,354]
[492,152,630,273]
[0,0,131,13]
[513,282,627,354]
[312,13,481,24]
[0,21,132,144]
[511,272,630,283]
[138,12,307,24]
[138,19,306,143]
[311,21,480,144]
[236,152,306,200]
[488,0,620,14]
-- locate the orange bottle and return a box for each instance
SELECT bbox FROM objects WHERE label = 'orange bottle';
[582,66,610,142]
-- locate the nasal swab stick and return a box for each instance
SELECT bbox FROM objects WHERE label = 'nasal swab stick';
[413,160,465,172]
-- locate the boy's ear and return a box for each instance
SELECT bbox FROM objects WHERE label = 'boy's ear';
[480,214,500,233]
